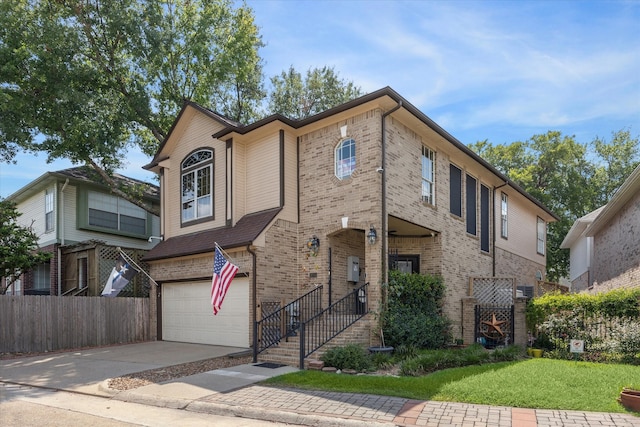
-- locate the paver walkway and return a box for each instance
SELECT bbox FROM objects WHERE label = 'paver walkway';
[200,384,639,427]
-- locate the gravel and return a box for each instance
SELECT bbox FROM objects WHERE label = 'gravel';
[107,355,254,391]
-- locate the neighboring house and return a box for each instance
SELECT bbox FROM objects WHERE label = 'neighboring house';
[3,166,160,297]
[143,87,557,356]
[562,164,640,292]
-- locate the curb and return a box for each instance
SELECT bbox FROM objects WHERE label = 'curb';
[187,399,397,427]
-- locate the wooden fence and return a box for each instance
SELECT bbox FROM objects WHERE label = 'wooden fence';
[0,295,150,353]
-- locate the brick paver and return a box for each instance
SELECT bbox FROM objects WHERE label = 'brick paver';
[200,385,640,427]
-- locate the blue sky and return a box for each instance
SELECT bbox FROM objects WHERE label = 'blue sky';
[1,0,638,198]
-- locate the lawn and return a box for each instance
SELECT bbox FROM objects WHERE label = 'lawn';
[262,358,640,414]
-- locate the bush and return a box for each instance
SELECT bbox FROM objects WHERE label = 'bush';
[382,271,451,349]
[320,344,373,372]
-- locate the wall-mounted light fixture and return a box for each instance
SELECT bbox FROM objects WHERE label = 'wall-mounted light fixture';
[148,236,163,243]
[307,235,320,256]
[367,225,377,245]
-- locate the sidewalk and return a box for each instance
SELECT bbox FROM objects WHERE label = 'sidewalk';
[2,342,638,427]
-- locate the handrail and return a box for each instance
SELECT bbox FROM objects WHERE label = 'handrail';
[253,286,323,362]
[298,282,369,368]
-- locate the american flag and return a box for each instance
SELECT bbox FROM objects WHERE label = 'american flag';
[211,246,239,315]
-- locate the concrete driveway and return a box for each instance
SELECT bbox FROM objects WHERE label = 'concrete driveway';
[0,341,249,396]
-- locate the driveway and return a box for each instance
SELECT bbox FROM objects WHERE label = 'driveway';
[0,341,248,396]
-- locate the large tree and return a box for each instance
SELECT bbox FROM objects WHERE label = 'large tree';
[0,200,52,295]
[0,0,264,213]
[470,129,639,281]
[268,66,364,120]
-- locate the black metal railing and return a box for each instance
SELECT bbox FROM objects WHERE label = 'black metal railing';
[253,286,323,361]
[298,282,369,368]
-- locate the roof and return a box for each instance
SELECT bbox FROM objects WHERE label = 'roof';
[6,166,159,203]
[142,207,281,261]
[560,206,605,249]
[585,163,640,237]
[146,86,558,221]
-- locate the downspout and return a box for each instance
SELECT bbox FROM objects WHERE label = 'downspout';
[248,244,258,362]
[381,101,402,305]
[58,179,69,296]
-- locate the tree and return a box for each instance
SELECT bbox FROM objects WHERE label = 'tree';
[469,129,639,281]
[268,66,364,120]
[0,199,52,295]
[0,0,264,213]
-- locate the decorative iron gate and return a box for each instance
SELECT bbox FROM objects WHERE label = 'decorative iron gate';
[475,305,514,348]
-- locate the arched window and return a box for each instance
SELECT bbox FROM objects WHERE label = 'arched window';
[181,149,213,223]
[335,138,356,179]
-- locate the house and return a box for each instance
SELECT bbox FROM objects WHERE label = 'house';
[561,164,640,292]
[143,87,557,360]
[3,166,160,297]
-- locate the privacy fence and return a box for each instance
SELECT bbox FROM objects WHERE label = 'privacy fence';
[0,295,150,353]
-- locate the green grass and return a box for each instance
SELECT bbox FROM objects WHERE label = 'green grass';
[262,358,640,414]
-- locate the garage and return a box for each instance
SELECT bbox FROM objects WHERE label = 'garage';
[162,278,250,348]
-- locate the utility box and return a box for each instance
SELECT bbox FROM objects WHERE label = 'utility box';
[347,256,359,282]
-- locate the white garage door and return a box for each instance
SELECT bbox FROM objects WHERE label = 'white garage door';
[162,278,249,347]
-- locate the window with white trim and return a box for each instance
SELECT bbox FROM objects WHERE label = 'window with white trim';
[335,138,356,180]
[537,217,546,255]
[45,189,54,232]
[421,146,435,204]
[181,149,213,222]
[501,193,508,238]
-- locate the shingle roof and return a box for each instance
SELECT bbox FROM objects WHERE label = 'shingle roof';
[142,207,281,261]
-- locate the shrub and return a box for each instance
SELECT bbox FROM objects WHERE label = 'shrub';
[320,344,373,372]
[382,271,451,349]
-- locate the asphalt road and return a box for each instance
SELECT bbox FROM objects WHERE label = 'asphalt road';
[0,382,292,427]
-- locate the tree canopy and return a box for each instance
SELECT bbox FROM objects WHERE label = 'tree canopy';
[268,65,364,120]
[469,129,639,281]
[0,0,264,209]
[0,200,52,294]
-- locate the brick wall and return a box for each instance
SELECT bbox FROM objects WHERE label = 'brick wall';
[590,190,640,291]
[494,247,546,287]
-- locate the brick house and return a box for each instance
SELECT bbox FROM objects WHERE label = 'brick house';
[3,166,160,296]
[143,87,557,360]
[561,164,640,292]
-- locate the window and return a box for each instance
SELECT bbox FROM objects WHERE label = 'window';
[466,174,477,235]
[421,146,435,204]
[389,254,420,274]
[33,262,50,291]
[537,217,546,255]
[449,164,462,217]
[501,193,508,238]
[480,185,490,252]
[88,191,147,235]
[182,149,213,222]
[45,189,54,232]
[335,138,356,179]
[5,276,21,295]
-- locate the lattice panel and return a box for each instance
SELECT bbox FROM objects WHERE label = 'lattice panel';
[472,277,515,305]
[475,305,514,347]
[99,246,150,297]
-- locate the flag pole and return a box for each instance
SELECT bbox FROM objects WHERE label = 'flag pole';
[118,248,159,288]
[214,242,237,264]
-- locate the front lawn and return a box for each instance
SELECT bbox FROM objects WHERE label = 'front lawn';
[262,358,640,414]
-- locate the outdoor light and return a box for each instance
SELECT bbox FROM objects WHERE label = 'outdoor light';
[367,225,377,245]
[307,235,320,256]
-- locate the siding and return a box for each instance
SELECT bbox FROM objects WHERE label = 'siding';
[245,133,280,213]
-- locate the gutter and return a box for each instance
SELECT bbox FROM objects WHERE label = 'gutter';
[381,101,402,304]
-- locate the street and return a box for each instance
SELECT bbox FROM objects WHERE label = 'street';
[0,382,293,427]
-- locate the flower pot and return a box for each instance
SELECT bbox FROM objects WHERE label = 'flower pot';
[531,349,543,358]
[527,348,533,356]
[368,346,394,355]
[619,389,640,412]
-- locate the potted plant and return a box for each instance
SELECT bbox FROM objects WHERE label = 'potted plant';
[368,328,394,355]
[619,388,640,412]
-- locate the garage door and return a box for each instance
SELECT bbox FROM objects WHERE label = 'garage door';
[162,278,249,347]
